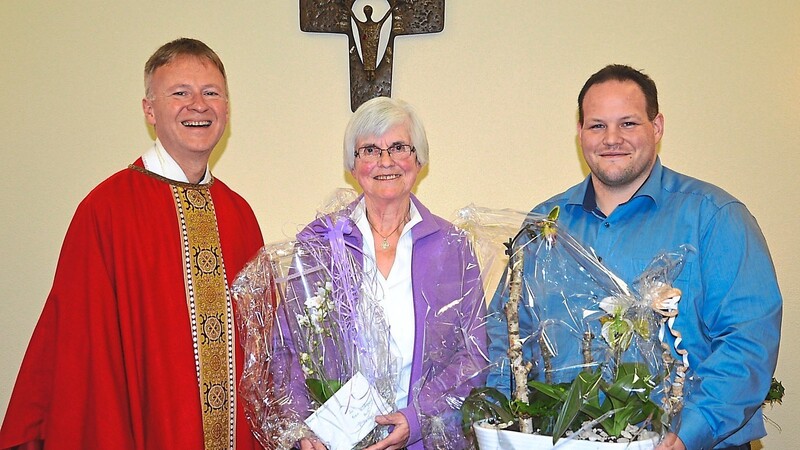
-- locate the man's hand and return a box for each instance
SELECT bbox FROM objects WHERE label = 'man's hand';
[655,432,686,450]
[364,412,410,450]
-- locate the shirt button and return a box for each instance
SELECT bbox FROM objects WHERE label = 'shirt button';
[604,222,610,228]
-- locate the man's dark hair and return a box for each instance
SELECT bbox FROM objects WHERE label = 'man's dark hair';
[578,64,659,124]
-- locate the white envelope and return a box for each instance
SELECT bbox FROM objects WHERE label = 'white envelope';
[304,371,393,450]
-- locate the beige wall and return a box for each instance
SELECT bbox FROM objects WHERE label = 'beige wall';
[1,1,797,447]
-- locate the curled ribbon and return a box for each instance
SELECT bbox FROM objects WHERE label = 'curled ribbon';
[645,282,689,368]
[645,282,689,415]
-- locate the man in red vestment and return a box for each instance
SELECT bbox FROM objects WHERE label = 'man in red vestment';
[0,38,266,450]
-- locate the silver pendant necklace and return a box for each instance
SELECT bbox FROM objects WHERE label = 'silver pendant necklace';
[366,213,405,250]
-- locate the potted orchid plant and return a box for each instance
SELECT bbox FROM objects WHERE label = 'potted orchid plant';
[457,206,689,449]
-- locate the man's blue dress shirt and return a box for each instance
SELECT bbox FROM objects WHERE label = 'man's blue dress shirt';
[487,158,782,449]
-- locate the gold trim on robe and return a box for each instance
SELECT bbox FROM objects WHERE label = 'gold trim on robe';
[172,183,236,450]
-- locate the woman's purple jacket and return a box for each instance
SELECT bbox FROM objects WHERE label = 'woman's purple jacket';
[298,194,489,449]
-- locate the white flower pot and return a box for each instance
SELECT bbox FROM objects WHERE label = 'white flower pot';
[473,422,658,450]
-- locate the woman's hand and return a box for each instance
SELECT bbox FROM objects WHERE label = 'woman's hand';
[655,432,686,450]
[364,412,410,450]
[299,437,327,450]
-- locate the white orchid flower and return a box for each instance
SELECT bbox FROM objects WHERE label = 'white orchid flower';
[305,294,322,310]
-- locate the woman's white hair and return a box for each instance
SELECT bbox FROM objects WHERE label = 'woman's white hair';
[343,96,429,171]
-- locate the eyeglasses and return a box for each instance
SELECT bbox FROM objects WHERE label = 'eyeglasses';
[354,144,416,161]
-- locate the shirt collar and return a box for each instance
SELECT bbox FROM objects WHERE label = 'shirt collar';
[351,197,422,234]
[141,139,212,184]
[352,197,422,254]
[635,157,663,203]
[575,157,663,215]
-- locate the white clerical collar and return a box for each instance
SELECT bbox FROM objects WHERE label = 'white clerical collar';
[141,139,211,184]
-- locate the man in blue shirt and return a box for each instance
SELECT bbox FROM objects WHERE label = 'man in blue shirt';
[486,64,782,450]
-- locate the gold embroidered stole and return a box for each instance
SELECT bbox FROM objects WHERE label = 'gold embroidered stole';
[172,184,236,450]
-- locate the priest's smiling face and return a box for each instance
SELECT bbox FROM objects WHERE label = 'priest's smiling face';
[142,54,229,166]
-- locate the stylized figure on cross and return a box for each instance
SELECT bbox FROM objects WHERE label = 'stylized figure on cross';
[351,4,394,81]
[300,0,445,111]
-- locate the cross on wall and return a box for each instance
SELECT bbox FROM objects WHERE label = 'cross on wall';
[300,0,445,111]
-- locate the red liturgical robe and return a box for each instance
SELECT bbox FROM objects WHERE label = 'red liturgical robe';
[0,160,265,450]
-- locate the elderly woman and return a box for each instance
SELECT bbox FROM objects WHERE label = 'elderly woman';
[295,96,488,450]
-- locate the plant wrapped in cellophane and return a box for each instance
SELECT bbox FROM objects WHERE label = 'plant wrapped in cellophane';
[456,205,692,447]
[232,206,397,450]
[233,190,492,450]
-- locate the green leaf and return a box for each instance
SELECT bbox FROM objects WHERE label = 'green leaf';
[593,363,662,437]
[765,377,785,406]
[527,380,569,401]
[512,398,561,431]
[551,371,602,444]
[547,206,560,221]
[305,378,342,405]
[605,372,638,403]
[462,387,515,423]
[461,387,516,445]
[463,388,512,421]
[541,206,560,241]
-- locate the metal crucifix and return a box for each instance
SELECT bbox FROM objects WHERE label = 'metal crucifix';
[300,0,445,111]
